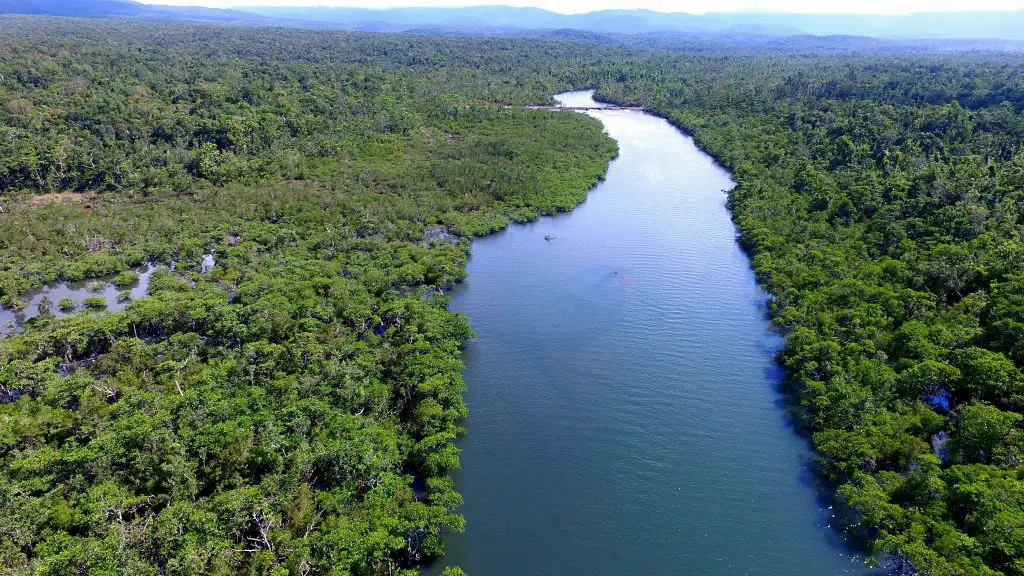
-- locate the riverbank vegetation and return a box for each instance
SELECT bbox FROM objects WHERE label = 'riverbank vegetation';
[4,15,1024,576]
[0,18,616,575]
[596,48,1024,575]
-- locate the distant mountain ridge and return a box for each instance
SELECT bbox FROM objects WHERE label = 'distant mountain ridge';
[4,0,1024,42]
[242,5,801,36]
[242,5,1024,40]
[0,0,315,26]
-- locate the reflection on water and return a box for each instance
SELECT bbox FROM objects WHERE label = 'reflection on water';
[427,91,866,576]
[1,253,216,338]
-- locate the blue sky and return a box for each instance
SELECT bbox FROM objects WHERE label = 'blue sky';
[139,0,1024,15]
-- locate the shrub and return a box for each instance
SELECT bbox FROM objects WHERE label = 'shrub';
[82,296,107,310]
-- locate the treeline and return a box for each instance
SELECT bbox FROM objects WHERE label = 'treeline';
[0,18,617,575]
[0,17,614,195]
[595,46,1024,574]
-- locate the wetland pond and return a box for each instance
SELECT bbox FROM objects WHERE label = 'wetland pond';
[0,254,216,338]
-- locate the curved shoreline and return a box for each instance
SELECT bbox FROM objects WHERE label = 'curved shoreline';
[580,87,879,561]
[431,90,862,575]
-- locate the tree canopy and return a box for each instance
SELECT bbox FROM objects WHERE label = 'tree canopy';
[3,14,1024,576]
[0,17,617,575]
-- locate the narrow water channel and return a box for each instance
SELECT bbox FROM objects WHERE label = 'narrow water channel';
[428,91,864,575]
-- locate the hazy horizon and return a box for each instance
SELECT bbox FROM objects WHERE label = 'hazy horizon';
[135,0,1024,16]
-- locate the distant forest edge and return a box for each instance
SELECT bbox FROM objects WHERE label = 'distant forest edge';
[2,13,1024,576]
[6,0,1024,43]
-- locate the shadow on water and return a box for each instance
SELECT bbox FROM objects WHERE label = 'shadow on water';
[759,294,893,570]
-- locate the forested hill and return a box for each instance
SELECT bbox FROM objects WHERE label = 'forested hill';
[0,0,304,25]
[245,5,1024,41]
[3,14,1024,576]
[8,1,1024,42]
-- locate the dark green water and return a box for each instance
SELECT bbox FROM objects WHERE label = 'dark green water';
[430,92,866,575]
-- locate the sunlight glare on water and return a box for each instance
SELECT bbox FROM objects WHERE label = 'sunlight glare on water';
[428,91,865,576]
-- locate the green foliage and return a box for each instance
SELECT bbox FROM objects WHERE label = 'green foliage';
[596,39,1024,575]
[0,17,616,575]
[5,13,1024,576]
[949,404,1024,466]
[81,296,106,309]
[111,270,139,288]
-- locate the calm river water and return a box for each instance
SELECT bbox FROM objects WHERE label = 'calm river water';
[428,91,865,575]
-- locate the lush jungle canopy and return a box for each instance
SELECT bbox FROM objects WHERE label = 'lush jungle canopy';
[0,18,618,576]
[595,47,1024,575]
[2,15,1024,576]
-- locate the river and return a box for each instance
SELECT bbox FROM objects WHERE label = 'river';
[428,91,865,575]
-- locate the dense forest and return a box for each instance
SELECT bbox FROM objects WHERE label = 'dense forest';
[0,18,618,575]
[3,14,1024,576]
[596,48,1024,574]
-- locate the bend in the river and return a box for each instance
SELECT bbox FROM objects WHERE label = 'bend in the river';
[428,91,865,575]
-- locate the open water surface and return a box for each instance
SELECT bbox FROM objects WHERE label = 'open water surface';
[428,91,866,575]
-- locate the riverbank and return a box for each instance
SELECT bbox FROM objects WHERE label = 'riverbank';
[0,38,621,570]
[428,91,863,575]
